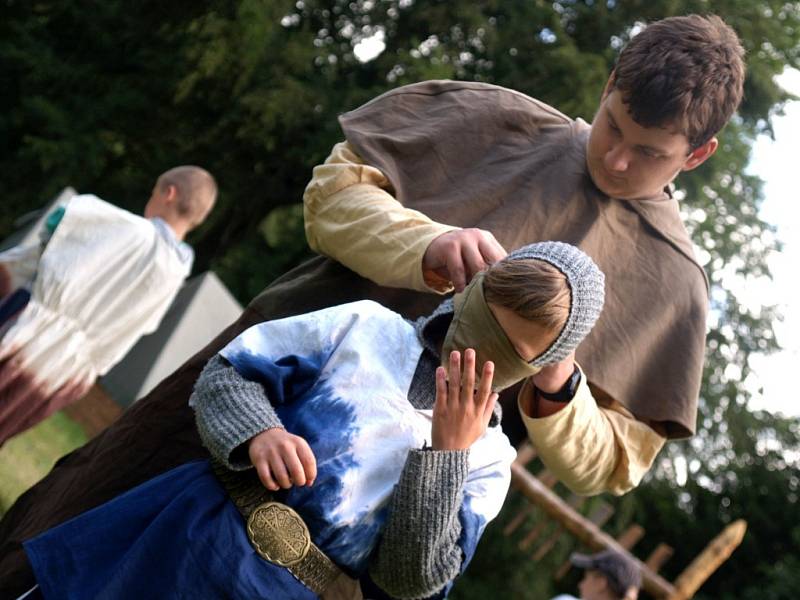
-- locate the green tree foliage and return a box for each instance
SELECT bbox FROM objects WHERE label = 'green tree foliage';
[2,1,799,596]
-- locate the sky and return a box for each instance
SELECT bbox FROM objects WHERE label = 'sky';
[741,68,800,417]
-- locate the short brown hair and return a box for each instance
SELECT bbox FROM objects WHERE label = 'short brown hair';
[613,14,745,149]
[157,165,218,228]
[483,259,570,333]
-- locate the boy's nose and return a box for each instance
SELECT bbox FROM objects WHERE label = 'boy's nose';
[605,144,631,173]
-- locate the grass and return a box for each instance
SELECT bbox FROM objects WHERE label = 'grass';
[0,411,87,515]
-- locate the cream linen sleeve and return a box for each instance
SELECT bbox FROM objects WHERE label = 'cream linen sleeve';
[518,365,665,496]
[303,141,459,293]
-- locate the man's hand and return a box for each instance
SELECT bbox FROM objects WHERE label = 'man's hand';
[248,427,317,491]
[432,349,499,450]
[422,229,507,292]
[531,351,576,394]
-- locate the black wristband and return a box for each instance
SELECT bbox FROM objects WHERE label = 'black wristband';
[536,364,581,402]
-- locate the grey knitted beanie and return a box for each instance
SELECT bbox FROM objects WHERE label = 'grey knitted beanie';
[505,241,605,367]
[419,241,605,367]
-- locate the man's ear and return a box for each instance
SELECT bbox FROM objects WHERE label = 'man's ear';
[164,184,179,202]
[682,137,718,172]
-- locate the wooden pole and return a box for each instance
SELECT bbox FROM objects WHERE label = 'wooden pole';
[668,520,747,600]
[510,462,677,598]
[645,543,675,574]
[617,524,646,551]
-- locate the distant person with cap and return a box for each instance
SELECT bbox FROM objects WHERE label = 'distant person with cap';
[0,165,217,445]
[552,549,642,600]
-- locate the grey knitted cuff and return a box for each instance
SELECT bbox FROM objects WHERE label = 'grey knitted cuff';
[189,354,284,470]
[369,448,469,599]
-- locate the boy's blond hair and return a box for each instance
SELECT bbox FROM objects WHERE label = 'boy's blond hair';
[483,258,570,334]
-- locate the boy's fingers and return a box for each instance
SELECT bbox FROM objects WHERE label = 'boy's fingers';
[462,349,476,404]
[268,453,293,489]
[434,366,448,409]
[435,366,448,398]
[476,360,494,406]
[296,441,318,486]
[283,449,308,487]
[255,461,280,492]
[448,351,461,406]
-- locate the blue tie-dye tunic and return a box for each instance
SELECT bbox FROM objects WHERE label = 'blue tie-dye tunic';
[24,300,515,599]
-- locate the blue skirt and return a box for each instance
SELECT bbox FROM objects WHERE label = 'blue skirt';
[24,460,318,600]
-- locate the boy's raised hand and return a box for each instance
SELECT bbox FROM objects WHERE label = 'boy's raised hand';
[248,428,317,491]
[431,349,498,450]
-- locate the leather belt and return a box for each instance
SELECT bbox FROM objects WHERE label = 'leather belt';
[211,459,343,595]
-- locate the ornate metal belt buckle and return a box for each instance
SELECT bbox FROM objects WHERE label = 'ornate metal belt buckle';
[246,501,311,567]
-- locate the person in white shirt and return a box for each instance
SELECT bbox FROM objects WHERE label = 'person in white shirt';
[0,165,216,445]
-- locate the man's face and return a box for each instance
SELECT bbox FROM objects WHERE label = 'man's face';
[586,89,707,200]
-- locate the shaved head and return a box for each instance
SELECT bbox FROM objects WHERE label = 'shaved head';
[156,165,217,228]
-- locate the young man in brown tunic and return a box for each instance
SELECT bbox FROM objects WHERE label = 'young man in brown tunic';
[303,14,743,494]
[0,14,745,597]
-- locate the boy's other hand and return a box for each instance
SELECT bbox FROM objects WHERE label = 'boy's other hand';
[531,351,575,393]
[248,428,317,491]
[431,349,498,450]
